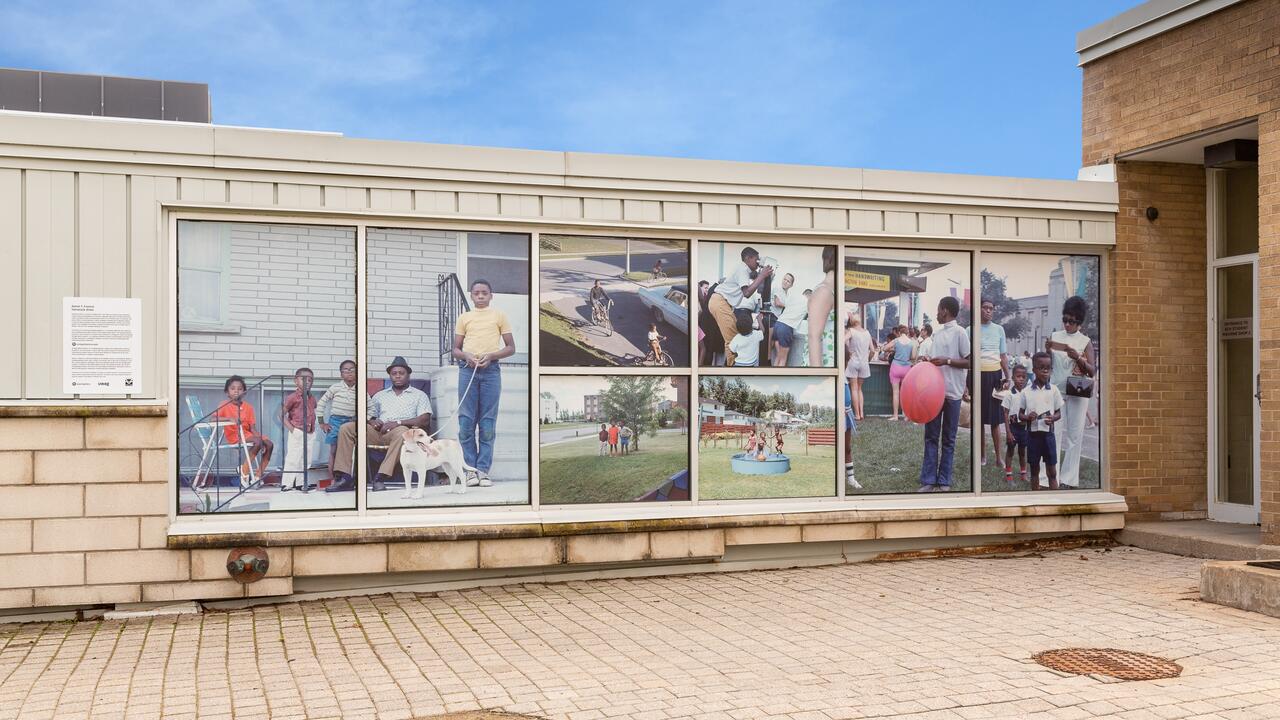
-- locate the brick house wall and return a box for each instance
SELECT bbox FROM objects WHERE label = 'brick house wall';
[178,222,358,382]
[1081,0,1280,541]
[366,228,459,372]
[1109,162,1208,521]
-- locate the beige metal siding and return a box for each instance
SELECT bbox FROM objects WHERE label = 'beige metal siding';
[0,112,1118,401]
[0,170,21,398]
[24,171,76,399]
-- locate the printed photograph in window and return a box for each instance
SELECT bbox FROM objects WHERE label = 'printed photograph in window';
[359,229,530,508]
[979,253,1101,492]
[539,235,689,367]
[696,242,836,368]
[843,248,972,494]
[539,375,690,504]
[176,221,357,514]
[698,376,837,499]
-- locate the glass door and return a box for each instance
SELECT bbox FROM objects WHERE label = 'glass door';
[1208,165,1260,524]
[1209,261,1259,523]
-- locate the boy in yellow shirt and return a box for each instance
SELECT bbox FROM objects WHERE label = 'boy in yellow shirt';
[451,279,516,486]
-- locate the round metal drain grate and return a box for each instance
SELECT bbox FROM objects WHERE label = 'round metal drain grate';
[1033,648,1182,681]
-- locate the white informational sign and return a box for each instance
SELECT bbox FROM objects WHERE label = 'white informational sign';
[63,297,143,394]
[1221,317,1252,340]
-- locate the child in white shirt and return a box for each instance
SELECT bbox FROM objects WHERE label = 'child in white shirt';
[1002,364,1030,485]
[1019,352,1063,490]
[728,309,764,367]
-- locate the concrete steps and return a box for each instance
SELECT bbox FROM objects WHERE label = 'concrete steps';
[1118,520,1280,560]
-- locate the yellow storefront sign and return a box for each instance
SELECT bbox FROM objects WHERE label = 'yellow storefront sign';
[844,270,891,291]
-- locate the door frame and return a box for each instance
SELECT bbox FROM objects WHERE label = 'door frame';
[1206,166,1261,524]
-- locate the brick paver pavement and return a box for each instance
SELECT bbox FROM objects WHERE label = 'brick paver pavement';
[2,547,1279,720]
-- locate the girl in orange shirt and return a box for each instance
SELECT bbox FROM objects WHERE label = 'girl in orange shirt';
[214,375,273,487]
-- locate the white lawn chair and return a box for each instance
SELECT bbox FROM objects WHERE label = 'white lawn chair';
[185,395,258,491]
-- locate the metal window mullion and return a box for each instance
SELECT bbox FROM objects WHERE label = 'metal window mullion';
[357,223,368,515]
[972,249,983,497]
[530,231,541,512]
[689,237,700,506]
[836,242,847,500]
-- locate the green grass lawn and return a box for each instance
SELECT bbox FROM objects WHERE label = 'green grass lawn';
[975,432,1102,492]
[848,417,1101,494]
[540,236,622,255]
[540,301,615,365]
[848,417,973,494]
[540,431,689,504]
[698,444,836,500]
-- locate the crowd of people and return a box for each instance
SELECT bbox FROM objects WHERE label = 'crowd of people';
[843,293,1097,492]
[697,245,837,367]
[201,278,516,496]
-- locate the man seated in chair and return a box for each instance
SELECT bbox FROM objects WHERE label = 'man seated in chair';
[327,356,433,492]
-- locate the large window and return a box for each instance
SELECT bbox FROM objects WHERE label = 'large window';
[697,241,836,368]
[844,247,973,494]
[539,235,690,367]
[176,221,357,514]
[363,228,530,508]
[539,375,690,504]
[978,253,1102,492]
[173,223,1106,518]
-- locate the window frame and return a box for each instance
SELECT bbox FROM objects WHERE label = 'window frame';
[176,220,236,333]
[165,207,1114,532]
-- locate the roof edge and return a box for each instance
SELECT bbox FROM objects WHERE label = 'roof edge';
[1076,0,1245,66]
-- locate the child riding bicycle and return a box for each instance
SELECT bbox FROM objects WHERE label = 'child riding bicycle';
[651,258,667,280]
[647,323,667,361]
[588,280,612,320]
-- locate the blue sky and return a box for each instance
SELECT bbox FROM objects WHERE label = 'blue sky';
[0,0,1134,179]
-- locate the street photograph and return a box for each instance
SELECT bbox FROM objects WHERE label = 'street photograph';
[539,235,689,367]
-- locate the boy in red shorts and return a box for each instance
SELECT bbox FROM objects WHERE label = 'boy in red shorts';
[215,375,273,487]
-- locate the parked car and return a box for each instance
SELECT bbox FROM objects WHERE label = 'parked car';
[638,283,688,334]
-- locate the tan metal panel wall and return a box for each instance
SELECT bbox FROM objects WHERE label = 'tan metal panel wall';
[0,147,1118,400]
[0,170,20,398]
[77,173,129,298]
[129,175,176,400]
[23,171,76,399]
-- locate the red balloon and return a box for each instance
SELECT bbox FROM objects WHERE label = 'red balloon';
[900,362,946,423]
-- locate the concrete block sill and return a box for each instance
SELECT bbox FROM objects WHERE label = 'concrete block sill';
[167,492,1128,548]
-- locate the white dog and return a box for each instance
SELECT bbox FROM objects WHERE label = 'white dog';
[398,428,478,497]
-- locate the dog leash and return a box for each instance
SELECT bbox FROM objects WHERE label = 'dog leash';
[426,362,482,438]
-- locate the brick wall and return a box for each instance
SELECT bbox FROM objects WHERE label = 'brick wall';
[1082,0,1278,166]
[1257,112,1280,542]
[1108,162,1208,521]
[1083,0,1280,540]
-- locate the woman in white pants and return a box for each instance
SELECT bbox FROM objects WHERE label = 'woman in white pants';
[1047,296,1095,488]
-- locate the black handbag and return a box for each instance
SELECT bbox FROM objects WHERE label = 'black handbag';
[1065,376,1094,398]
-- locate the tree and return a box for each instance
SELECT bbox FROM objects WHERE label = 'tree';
[670,406,688,434]
[957,269,1024,338]
[881,302,900,332]
[1081,257,1101,344]
[600,376,665,451]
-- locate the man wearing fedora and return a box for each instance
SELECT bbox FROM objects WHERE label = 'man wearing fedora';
[327,356,433,492]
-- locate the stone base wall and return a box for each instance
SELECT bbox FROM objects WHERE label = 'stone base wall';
[0,412,1125,614]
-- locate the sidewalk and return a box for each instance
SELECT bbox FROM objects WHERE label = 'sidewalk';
[2,548,1279,720]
